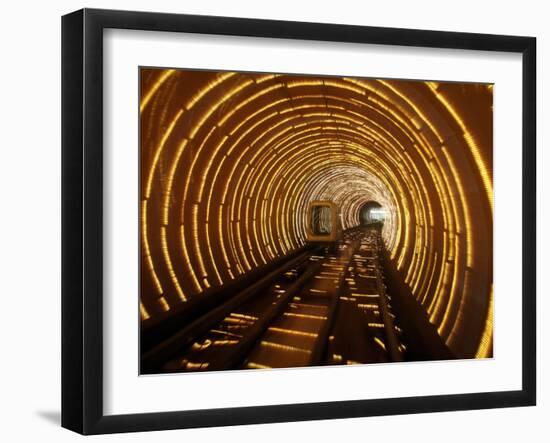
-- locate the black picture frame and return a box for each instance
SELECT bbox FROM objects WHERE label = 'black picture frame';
[61,8,536,435]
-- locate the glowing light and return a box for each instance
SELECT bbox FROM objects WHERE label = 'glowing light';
[140,69,176,113]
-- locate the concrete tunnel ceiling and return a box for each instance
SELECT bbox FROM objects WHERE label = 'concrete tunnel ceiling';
[139,68,493,359]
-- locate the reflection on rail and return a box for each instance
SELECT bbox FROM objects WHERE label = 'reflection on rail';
[143,224,407,373]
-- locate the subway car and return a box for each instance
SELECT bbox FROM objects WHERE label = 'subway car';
[305,200,342,244]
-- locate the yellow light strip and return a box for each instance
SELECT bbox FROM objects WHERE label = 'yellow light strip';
[268,327,318,338]
[140,69,176,113]
[144,109,184,199]
[260,341,311,354]
[475,286,494,358]
[141,200,163,295]
[160,227,186,301]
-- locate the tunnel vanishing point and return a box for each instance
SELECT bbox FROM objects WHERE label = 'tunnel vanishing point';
[139,68,493,373]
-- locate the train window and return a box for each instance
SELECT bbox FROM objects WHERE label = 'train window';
[311,205,332,236]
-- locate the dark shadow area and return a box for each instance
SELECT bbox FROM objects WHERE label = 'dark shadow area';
[36,410,61,426]
[381,247,456,360]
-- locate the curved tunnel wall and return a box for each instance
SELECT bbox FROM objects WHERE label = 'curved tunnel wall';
[139,69,493,359]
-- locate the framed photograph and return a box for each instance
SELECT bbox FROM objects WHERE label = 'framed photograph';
[61,8,536,434]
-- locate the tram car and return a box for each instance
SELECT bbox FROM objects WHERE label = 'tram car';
[305,200,342,243]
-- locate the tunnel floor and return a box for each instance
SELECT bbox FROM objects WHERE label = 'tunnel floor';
[144,225,412,373]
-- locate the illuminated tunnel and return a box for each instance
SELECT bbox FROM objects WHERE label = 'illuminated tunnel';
[139,68,493,361]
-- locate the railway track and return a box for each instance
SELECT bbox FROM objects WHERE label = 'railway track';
[142,225,405,373]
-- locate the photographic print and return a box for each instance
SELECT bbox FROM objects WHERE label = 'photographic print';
[139,67,493,374]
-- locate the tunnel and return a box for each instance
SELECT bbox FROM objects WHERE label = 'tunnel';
[360,201,385,225]
[139,68,493,373]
